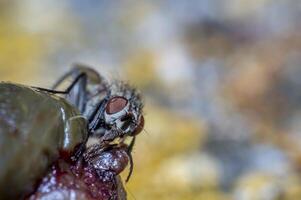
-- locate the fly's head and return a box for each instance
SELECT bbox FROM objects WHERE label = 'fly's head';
[101,82,144,142]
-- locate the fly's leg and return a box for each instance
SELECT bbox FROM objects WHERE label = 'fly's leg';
[51,70,74,90]
[125,150,134,182]
[50,66,90,113]
[50,65,109,116]
[124,136,135,182]
[33,72,86,94]
[33,72,88,113]
[127,136,136,154]
[87,96,109,132]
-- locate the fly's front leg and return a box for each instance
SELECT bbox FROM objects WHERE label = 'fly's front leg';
[51,66,91,113]
[125,136,135,182]
[113,136,136,182]
[125,150,134,182]
[127,136,136,154]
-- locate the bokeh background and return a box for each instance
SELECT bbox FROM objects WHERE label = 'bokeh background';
[1,1,301,199]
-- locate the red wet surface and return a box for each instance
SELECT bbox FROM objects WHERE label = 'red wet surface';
[27,148,127,200]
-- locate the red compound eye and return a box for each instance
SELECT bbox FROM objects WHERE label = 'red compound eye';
[133,116,144,136]
[106,96,128,114]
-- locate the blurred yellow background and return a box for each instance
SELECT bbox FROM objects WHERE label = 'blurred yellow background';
[1,1,301,199]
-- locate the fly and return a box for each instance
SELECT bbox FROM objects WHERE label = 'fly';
[34,64,144,182]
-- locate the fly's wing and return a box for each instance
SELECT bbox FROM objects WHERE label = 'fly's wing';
[0,83,86,200]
